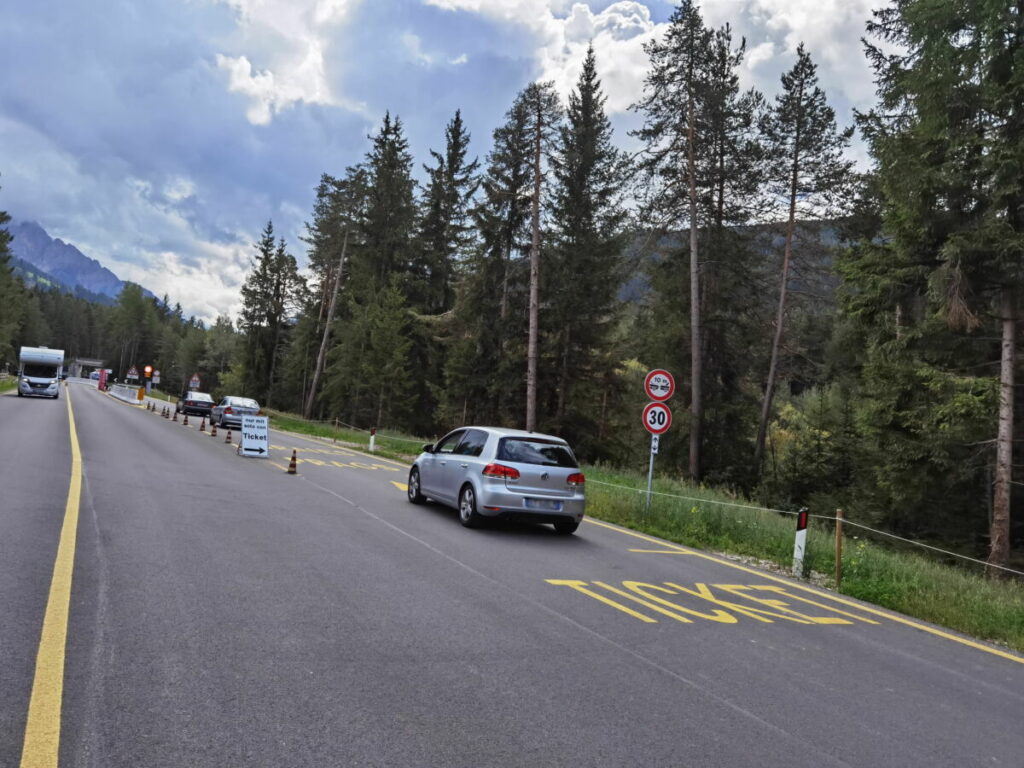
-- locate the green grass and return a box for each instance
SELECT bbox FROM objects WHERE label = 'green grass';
[264,409,423,465]
[261,408,1024,653]
[0,377,16,393]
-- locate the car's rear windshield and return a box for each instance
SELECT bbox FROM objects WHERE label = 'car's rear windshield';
[188,393,213,402]
[496,438,577,468]
[230,398,259,409]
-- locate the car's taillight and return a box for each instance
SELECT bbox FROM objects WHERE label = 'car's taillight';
[482,463,520,480]
[567,472,585,486]
[224,406,233,414]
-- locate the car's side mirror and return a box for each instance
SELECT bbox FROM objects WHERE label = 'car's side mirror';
[422,443,434,453]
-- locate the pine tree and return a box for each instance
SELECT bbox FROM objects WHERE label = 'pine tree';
[546,45,629,449]
[753,44,854,475]
[858,0,1024,570]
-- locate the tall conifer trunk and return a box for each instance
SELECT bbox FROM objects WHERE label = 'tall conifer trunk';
[990,287,1015,572]
[687,77,703,481]
[756,77,804,473]
[526,96,543,432]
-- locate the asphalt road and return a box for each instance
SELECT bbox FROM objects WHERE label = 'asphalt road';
[2,380,1023,767]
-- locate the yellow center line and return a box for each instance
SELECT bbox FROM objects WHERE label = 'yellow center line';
[584,518,1024,665]
[20,385,84,766]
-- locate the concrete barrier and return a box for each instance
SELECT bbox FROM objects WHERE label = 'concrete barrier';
[110,383,144,404]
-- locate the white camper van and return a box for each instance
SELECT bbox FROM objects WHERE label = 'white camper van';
[17,346,65,399]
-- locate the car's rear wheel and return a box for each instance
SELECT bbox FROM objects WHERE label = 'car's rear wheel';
[458,485,482,528]
[553,520,579,535]
[408,467,425,504]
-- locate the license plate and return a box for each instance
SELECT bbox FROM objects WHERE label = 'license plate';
[525,498,562,511]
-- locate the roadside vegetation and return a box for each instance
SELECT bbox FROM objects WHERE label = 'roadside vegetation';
[0,377,16,394]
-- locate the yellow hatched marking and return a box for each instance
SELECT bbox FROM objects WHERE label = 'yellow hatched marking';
[546,580,657,623]
[391,481,408,492]
[584,518,1024,664]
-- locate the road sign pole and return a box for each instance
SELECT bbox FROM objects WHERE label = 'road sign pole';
[645,433,658,514]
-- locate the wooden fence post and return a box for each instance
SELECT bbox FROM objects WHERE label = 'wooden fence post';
[835,508,844,590]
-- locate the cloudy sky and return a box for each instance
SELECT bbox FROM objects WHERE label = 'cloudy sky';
[1,0,878,322]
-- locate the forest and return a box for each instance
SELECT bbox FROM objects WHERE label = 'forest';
[1,0,1020,570]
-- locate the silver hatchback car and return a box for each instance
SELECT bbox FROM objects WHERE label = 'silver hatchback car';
[407,427,585,534]
[210,395,261,429]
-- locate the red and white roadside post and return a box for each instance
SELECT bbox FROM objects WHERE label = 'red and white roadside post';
[369,427,377,453]
[642,369,675,514]
[792,507,810,577]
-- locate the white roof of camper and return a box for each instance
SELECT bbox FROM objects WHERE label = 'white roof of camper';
[20,346,65,364]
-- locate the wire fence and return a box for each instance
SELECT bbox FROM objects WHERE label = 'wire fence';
[587,477,1024,578]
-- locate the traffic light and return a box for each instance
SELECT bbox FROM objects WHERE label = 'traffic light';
[144,365,153,378]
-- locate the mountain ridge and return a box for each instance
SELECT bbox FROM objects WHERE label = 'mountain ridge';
[7,220,155,301]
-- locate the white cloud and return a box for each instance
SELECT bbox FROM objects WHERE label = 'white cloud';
[449,53,469,65]
[705,0,877,105]
[0,116,252,322]
[213,0,363,124]
[424,1,661,113]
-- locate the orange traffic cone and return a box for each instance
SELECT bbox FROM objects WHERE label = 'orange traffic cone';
[183,413,189,426]
[287,450,298,475]
[172,409,178,422]
[199,416,206,433]
[210,422,217,437]
[225,428,232,444]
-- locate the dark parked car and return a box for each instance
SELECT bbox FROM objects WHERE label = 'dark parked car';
[176,391,214,417]
[210,396,261,429]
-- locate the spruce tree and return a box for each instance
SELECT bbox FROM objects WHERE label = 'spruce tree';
[417,110,480,315]
[0,190,24,368]
[238,221,305,406]
[443,95,534,426]
[859,0,1024,570]
[354,113,417,293]
[547,45,629,449]
[633,0,715,480]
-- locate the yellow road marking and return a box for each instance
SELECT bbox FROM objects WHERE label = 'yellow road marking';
[20,386,83,766]
[584,518,1024,664]
[391,481,408,492]
[545,580,658,623]
[267,427,408,467]
[629,548,696,555]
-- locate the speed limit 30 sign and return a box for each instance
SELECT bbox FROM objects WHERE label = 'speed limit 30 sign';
[643,401,672,435]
